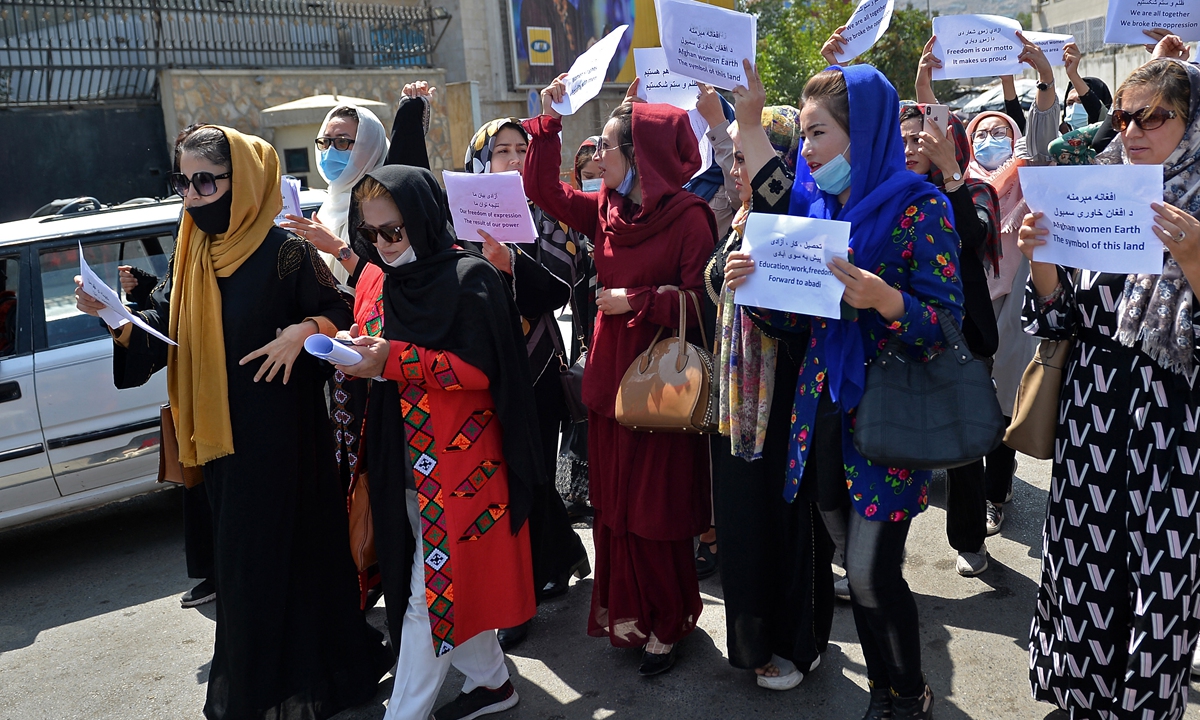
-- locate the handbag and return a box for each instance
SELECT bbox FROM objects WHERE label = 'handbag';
[157,404,204,489]
[853,315,1005,470]
[347,470,377,573]
[549,314,588,424]
[615,290,718,434]
[1003,337,1073,460]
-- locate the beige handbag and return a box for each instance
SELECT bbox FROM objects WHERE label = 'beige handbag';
[615,290,717,433]
[1003,338,1074,460]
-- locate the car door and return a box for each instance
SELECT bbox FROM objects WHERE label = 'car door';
[0,247,58,515]
[32,231,173,496]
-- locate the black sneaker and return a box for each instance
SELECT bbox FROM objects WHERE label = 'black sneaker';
[432,680,519,720]
[180,578,216,608]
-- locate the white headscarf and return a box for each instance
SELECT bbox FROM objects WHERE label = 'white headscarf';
[316,103,388,282]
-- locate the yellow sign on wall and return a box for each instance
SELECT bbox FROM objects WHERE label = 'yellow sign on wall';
[526,27,555,66]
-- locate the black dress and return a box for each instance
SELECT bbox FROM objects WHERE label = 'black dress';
[114,229,392,720]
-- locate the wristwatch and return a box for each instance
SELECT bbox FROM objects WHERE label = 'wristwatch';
[949,170,962,182]
[336,244,352,262]
[1037,79,1053,92]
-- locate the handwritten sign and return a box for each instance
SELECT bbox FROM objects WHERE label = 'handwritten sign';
[552,25,630,115]
[442,171,538,244]
[660,0,757,91]
[833,0,895,63]
[635,47,699,110]
[1023,31,1075,66]
[931,14,1023,80]
[735,214,850,319]
[1019,165,1165,275]
[1104,0,1200,44]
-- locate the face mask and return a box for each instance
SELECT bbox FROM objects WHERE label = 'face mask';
[582,178,604,192]
[811,146,852,196]
[616,167,636,196]
[1066,103,1089,131]
[186,190,233,235]
[382,244,417,267]
[319,147,352,182]
[973,135,1013,171]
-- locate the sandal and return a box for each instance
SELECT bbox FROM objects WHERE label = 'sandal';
[695,527,718,580]
[756,655,818,691]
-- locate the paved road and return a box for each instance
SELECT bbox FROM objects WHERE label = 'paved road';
[2,456,1199,720]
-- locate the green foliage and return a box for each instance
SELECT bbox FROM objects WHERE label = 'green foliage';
[1015,11,1032,30]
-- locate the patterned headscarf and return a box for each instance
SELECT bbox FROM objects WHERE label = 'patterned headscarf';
[762,105,801,171]
[574,135,600,186]
[465,117,525,173]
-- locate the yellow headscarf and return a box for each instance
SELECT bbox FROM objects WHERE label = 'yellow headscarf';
[168,126,282,467]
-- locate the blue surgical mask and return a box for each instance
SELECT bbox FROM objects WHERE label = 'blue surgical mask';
[616,167,636,196]
[582,178,604,192]
[972,135,1012,171]
[319,147,352,182]
[1066,102,1089,131]
[811,146,852,196]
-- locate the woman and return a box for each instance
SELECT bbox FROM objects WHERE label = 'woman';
[464,117,591,649]
[704,61,834,691]
[729,64,962,719]
[335,164,540,720]
[1020,57,1200,720]
[525,80,717,676]
[74,126,391,719]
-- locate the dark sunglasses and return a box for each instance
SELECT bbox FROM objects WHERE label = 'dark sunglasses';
[169,170,231,197]
[356,222,406,245]
[315,136,356,151]
[1111,106,1178,132]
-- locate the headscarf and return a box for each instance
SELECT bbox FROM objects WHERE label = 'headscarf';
[315,104,388,282]
[169,126,282,467]
[1098,59,1200,376]
[966,110,1028,298]
[1049,121,1104,166]
[1062,77,1113,127]
[574,135,600,186]
[352,165,543,532]
[761,105,802,171]
[788,65,942,410]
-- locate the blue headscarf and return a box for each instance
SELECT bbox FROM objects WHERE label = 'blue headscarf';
[789,64,942,410]
[684,94,736,202]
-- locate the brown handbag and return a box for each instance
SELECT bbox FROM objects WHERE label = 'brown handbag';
[615,290,718,433]
[157,404,204,489]
[347,470,376,573]
[1003,338,1074,460]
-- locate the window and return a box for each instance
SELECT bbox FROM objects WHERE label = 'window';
[0,256,20,360]
[284,147,310,173]
[39,235,174,350]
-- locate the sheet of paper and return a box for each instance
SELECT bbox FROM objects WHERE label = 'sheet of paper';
[1104,0,1200,44]
[635,46,699,110]
[303,334,363,365]
[687,107,713,180]
[931,14,1023,81]
[551,25,629,116]
[442,171,538,244]
[273,175,302,227]
[734,214,851,319]
[78,243,177,346]
[1019,165,1165,275]
[660,0,757,91]
[1023,31,1075,67]
[833,0,895,63]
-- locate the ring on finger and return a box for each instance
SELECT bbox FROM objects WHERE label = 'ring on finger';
[1177,230,1186,243]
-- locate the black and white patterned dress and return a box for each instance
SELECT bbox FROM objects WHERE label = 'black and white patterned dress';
[1024,267,1200,720]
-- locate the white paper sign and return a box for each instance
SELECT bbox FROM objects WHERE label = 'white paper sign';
[273,175,302,227]
[303,334,363,365]
[833,0,895,63]
[931,14,1023,80]
[1104,0,1200,44]
[551,25,629,116]
[78,243,177,346]
[1019,165,1165,275]
[442,171,538,244]
[635,47,699,110]
[734,214,851,319]
[1023,31,1075,67]
[660,0,757,91]
[687,107,713,180]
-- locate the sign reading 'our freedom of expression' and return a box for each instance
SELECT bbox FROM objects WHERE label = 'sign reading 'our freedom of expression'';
[734,214,851,319]
[1104,0,1200,44]
[659,0,756,90]
[832,0,895,63]
[930,14,1023,80]
[442,171,538,244]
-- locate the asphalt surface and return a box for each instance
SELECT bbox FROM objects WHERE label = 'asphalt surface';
[2,456,1200,720]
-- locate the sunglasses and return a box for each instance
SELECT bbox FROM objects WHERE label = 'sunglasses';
[315,136,356,151]
[356,222,406,245]
[169,170,231,197]
[1111,106,1178,132]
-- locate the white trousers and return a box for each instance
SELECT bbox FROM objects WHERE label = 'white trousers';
[383,491,509,720]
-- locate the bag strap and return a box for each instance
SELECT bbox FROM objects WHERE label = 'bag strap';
[547,314,571,372]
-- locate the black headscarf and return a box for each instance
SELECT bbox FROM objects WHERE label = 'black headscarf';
[352,165,543,532]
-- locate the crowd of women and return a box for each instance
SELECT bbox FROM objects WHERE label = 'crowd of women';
[71,25,1200,720]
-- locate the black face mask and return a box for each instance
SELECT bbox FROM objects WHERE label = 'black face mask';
[185,190,233,235]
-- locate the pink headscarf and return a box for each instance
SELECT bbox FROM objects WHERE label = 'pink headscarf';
[966,111,1027,298]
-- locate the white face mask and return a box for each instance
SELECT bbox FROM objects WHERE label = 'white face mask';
[581,178,604,192]
[382,245,416,267]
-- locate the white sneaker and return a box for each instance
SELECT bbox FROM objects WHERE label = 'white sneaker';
[834,576,851,601]
[956,543,989,576]
[986,501,1004,536]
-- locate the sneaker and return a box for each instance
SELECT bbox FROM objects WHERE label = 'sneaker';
[433,680,519,720]
[180,578,216,608]
[955,544,989,577]
[891,681,934,720]
[834,576,851,601]
[986,500,1004,536]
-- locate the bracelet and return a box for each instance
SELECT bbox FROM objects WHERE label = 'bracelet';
[1037,284,1064,309]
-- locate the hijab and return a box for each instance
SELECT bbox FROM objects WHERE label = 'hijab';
[169,126,282,467]
[1062,77,1113,127]
[966,110,1028,298]
[352,165,543,531]
[316,104,389,281]
[574,135,601,186]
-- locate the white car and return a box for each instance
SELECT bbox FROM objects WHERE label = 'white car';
[0,190,326,530]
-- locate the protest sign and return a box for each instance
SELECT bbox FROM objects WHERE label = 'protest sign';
[931,14,1023,80]
[273,175,302,227]
[442,171,538,244]
[1104,0,1200,44]
[551,25,630,115]
[635,47,700,110]
[660,0,756,90]
[1023,31,1075,66]
[734,214,851,319]
[1019,165,1165,275]
[833,0,895,63]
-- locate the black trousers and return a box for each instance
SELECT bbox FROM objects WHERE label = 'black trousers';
[183,481,215,580]
[944,417,1016,552]
[529,372,588,594]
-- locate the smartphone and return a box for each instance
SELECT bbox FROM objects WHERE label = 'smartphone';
[924,104,949,137]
